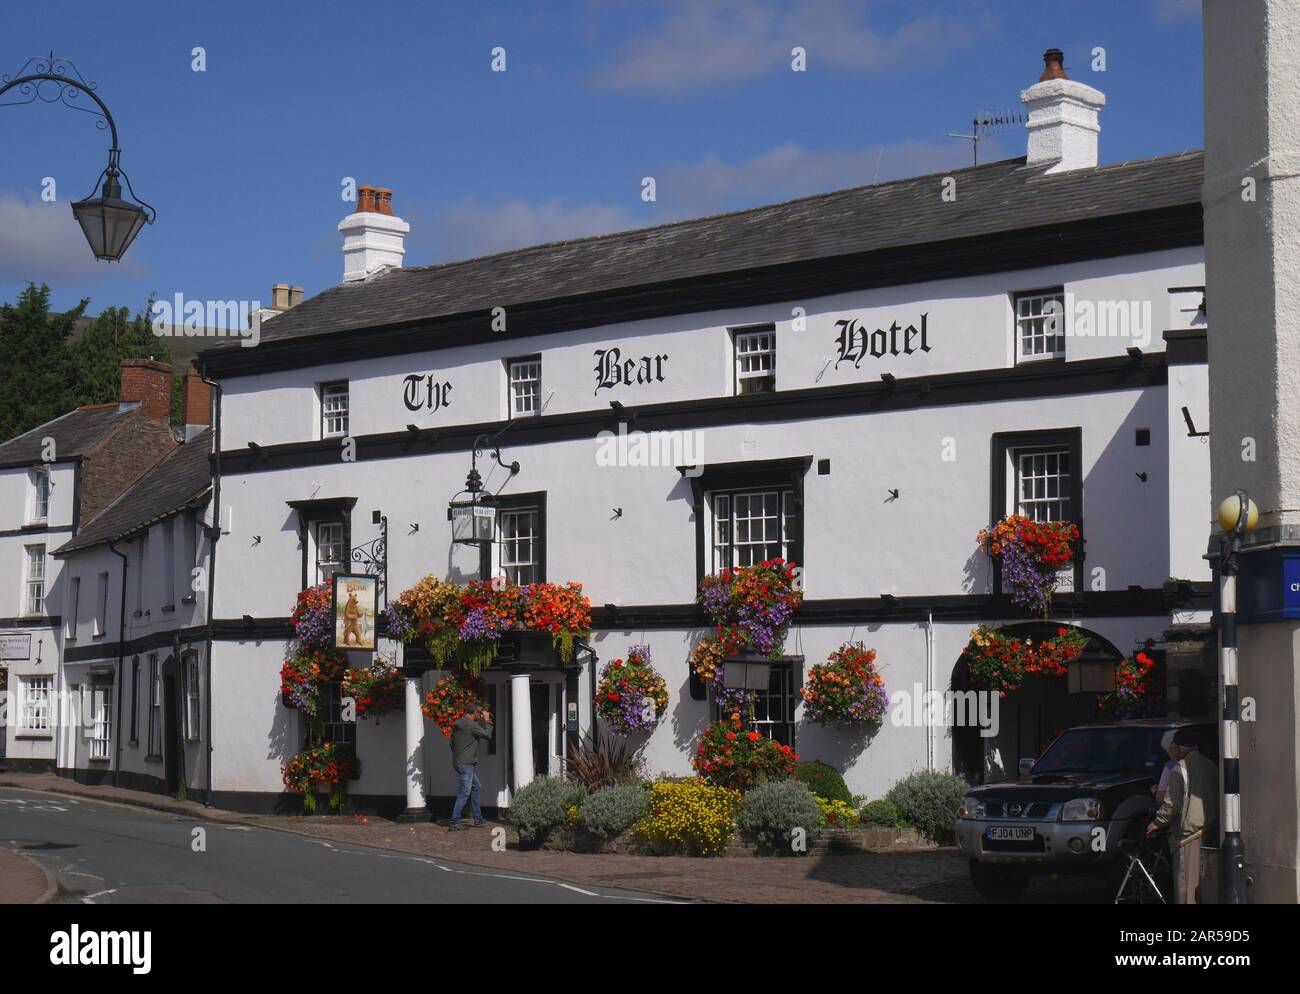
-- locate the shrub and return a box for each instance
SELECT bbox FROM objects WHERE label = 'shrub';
[578,783,651,838]
[565,734,646,792]
[859,799,905,828]
[634,779,742,856]
[692,715,798,791]
[793,761,852,804]
[510,777,586,846]
[885,771,968,843]
[815,796,860,828]
[737,780,822,854]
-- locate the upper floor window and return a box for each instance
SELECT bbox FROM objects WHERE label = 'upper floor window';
[66,576,80,639]
[134,534,148,615]
[95,571,110,636]
[1014,288,1066,362]
[320,381,349,438]
[498,507,540,584]
[508,357,542,417]
[315,520,347,584]
[1014,447,1072,523]
[734,328,776,394]
[708,489,794,571]
[28,468,50,523]
[163,517,176,607]
[23,544,46,615]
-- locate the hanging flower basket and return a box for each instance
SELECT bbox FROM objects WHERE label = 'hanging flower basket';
[281,742,359,813]
[978,515,1080,617]
[280,646,348,714]
[691,560,803,712]
[1097,648,1159,719]
[691,712,798,792]
[962,625,1090,695]
[421,671,487,737]
[341,663,405,719]
[800,642,888,728]
[596,645,669,735]
[384,576,592,675]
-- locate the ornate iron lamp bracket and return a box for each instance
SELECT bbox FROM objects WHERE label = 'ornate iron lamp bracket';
[350,514,389,608]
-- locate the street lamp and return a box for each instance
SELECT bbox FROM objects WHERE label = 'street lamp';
[1,54,155,261]
[448,430,519,557]
[1216,488,1258,905]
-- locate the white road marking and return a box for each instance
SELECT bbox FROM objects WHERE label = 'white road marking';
[82,888,118,903]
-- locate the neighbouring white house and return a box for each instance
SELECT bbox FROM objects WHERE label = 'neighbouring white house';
[160,49,1217,817]
[0,361,179,771]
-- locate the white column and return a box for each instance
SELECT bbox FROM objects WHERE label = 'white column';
[510,672,534,791]
[396,672,430,821]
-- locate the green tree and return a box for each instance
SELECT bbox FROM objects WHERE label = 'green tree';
[0,284,84,442]
[67,296,174,410]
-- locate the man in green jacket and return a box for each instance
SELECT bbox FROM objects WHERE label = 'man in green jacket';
[449,707,493,831]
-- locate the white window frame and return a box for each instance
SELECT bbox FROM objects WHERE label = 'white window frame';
[313,520,347,585]
[20,675,52,732]
[1014,288,1066,362]
[706,489,793,572]
[89,686,113,760]
[182,513,197,600]
[134,533,148,614]
[508,357,542,418]
[65,575,81,640]
[497,507,540,584]
[1010,447,1073,524]
[734,329,776,394]
[146,653,162,759]
[23,544,46,616]
[95,571,109,637]
[28,467,51,523]
[183,654,201,741]
[320,381,349,438]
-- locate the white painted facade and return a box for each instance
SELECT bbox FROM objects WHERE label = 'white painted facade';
[0,460,74,765]
[204,244,1212,811]
[54,506,211,797]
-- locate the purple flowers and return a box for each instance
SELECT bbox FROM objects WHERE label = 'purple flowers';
[458,607,505,643]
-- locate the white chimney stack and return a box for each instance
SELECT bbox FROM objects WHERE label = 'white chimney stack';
[339,185,410,282]
[1020,48,1105,173]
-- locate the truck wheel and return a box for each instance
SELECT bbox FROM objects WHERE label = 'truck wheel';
[969,859,1031,901]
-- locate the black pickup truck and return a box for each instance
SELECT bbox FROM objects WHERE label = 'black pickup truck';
[954,719,1216,900]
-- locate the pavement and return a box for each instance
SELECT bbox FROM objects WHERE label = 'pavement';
[0,772,1111,904]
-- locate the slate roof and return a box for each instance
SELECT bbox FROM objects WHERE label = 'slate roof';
[0,403,140,468]
[205,150,1204,350]
[54,430,212,556]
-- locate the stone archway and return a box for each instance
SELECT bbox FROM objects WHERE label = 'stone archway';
[950,622,1124,785]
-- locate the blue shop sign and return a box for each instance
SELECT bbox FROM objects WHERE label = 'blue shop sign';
[1236,548,1300,622]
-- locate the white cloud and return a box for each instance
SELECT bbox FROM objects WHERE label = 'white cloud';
[593,0,978,92]
[0,194,146,284]
[417,136,1007,264]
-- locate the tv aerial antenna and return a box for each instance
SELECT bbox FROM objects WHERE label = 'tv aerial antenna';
[948,109,1025,167]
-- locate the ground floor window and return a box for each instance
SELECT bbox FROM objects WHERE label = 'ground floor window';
[183,653,201,741]
[146,653,161,759]
[20,675,52,731]
[712,662,797,748]
[307,681,357,752]
[89,686,113,760]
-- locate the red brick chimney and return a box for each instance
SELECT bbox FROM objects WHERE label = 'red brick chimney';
[119,358,173,423]
[182,363,211,431]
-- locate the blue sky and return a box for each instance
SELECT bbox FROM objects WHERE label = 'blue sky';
[0,0,1203,318]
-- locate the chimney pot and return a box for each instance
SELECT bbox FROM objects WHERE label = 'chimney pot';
[119,358,174,423]
[339,183,409,283]
[1020,46,1105,173]
[1040,48,1068,81]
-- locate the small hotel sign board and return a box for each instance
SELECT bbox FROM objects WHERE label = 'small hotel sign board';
[1236,548,1300,623]
[0,633,31,660]
[332,574,379,651]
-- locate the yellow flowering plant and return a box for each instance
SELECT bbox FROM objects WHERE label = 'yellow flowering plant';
[633,779,742,857]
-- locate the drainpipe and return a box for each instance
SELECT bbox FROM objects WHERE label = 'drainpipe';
[926,610,935,772]
[198,362,222,807]
[108,540,129,787]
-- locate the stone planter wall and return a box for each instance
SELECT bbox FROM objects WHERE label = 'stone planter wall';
[538,822,936,856]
